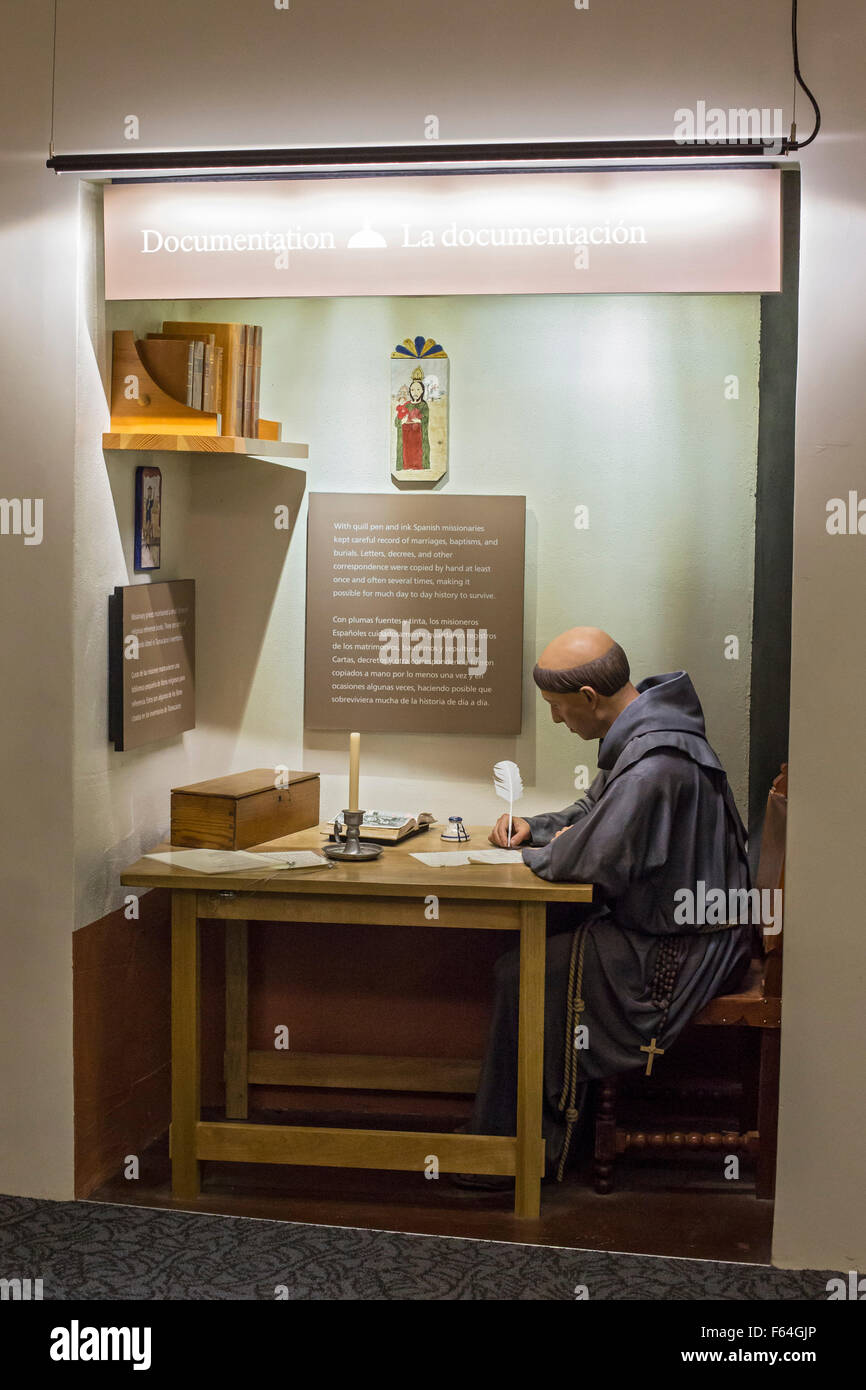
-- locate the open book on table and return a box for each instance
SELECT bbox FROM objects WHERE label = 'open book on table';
[320,811,436,843]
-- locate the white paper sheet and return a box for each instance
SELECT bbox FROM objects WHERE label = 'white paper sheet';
[146,849,278,873]
[467,849,525,864]
[410,851,473,867]
[252,850,330,870]
[410,848,524,868]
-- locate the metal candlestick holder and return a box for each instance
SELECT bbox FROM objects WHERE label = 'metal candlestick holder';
[322,808,383,862]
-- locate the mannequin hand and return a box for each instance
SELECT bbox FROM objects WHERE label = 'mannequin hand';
[489,815,531,847]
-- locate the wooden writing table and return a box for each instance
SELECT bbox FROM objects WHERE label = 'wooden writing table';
[120,825,592,1219]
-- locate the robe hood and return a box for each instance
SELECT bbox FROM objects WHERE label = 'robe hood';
[597,670,724,782]
[523,668,750,902]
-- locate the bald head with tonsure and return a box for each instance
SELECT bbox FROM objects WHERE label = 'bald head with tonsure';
[533,626,640,739]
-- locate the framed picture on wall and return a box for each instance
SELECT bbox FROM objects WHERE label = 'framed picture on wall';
[390,336,449,485]
[134,466,162,571]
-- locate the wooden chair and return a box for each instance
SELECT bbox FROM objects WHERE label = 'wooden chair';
[593,766,786,1199]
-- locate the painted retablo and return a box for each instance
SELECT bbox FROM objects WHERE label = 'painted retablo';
[391,336,449,485]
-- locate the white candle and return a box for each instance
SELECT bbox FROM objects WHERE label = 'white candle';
[348,731,361,811]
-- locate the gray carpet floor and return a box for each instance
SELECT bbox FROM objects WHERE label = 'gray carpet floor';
[0,1194,834,1300]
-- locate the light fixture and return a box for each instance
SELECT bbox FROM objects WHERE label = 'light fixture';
[47,136,793,179]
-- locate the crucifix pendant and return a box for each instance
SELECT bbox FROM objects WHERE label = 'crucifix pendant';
[640,1036,665,1076]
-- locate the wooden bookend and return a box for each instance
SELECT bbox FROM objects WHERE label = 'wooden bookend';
[256,419,282,442]
[109,331,220,436]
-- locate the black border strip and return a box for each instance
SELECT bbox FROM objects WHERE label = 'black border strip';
[47,138,790,174]
[747,167,800,862]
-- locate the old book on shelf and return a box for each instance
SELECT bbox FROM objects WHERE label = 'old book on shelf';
[191,340,204,409]
[251,325,262,439]
[199,334,217,412]
[212,345,224,421]
[171,769,321,850]
[152,329,217,414]
[162,320,246,436]
[241,324,263,437]
[241,324,251,436]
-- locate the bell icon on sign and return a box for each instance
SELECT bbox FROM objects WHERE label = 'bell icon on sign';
[347,219,388,249]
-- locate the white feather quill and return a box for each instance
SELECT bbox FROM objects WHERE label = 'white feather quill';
[493,760,524,846]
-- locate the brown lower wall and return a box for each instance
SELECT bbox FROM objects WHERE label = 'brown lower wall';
[73,889,172,1196]
[73,890,508,1196]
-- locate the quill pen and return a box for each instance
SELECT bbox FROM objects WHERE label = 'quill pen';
[493,760,524,847]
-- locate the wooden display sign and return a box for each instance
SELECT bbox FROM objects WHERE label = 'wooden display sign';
[109,579,195,751]
[305,494,525,735]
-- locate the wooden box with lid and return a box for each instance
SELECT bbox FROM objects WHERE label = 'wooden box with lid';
[170,769,320,850]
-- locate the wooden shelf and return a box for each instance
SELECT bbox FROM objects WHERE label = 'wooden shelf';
[102,433,308,459]
[106,332,305,460]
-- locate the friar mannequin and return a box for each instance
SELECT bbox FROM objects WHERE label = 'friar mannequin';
[490,627,640,847]
[456,625,753,1190]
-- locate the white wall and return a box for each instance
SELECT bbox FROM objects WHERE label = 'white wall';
[771,2,866,1270]
[52,0,792,151]
[0,1,76,1198]
[73,191,202,927]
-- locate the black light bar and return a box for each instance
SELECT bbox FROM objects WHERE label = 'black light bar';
[46,137,791,177]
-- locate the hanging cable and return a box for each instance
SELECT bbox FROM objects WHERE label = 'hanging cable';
[790,0,821,148]
[48,0,59,162]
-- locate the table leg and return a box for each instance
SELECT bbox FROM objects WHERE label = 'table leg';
[225,920,249,1119]
[171,891,201,1201]
[514,902,546,1219]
